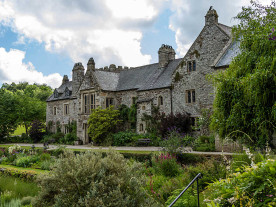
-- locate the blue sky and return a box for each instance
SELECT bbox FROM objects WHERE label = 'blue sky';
[0,0,271,88]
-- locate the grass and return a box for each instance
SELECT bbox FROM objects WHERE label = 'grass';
[0,175,39,198]
[10,125,26,136]
[0,164,48,174]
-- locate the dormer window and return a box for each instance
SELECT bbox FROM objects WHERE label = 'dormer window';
[65,87,70,97]
[54,89,59,98]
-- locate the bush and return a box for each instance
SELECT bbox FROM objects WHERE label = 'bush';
[29,120,45,143]
[40,160,52,171]
[21,196,33,206]
[165,188,198,207]
[14,155,39,168]
[33,150,159,207]
[152,153,181,177]
[59,133,77,144]
[160,129,194,155]
[205,159,276,206]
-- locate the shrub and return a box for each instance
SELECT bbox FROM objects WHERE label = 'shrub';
[14,155,39,168]
[59,133,77,144]
[21,196,33,206]
[33,150,159,207]
[205,159,276,206]
[113,131,138,146]
[88,106,121,144]
[160,129,194,155]
[40,153,51,161]
[165,188,198,207]
[152,153,181,177]
[29,120,45,143]
[40,160,52,171]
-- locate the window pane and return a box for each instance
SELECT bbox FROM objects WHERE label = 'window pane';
[188,62,192,72]
[192,90,195,102]
[193,61,196,71]
[188,91,191,103]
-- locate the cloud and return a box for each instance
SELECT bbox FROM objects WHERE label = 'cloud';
[0,0,167,68]
[0,47,62,88]
[168,0,251,56]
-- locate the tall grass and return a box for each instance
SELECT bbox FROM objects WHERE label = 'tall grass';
[0,175,39,198]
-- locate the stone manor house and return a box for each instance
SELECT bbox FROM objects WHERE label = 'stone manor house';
[46,8,239,144]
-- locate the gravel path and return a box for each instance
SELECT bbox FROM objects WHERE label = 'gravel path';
[1,143,235,155]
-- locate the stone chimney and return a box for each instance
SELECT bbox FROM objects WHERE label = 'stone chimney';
[72,62,84,96]
[62,75,69,85]
[158,44,175,68]
[87,57,95,72]
[205,6,218,26]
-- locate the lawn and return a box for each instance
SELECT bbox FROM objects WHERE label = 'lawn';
[10,125,26,136]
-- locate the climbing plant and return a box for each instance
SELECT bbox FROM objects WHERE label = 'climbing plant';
[210,0,276,148]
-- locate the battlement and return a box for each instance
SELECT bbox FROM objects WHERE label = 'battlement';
[98,64,129,72]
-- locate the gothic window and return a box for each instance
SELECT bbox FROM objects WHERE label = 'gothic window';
[106,98,114,108]
[64,104,69,115]
[186,89,196,103]
[90,93,96,111]
[193,61,196,71]
[158,96,163,106]
[187,61,196,72]
[84,94,89,114]
[53,107,57,115]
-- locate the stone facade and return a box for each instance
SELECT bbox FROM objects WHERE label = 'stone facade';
[46,8,238,144]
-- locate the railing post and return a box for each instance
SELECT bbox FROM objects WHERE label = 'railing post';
[197,177,200,207]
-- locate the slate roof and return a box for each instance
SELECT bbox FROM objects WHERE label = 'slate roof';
[47,81,74,102]
[94,70,119,91]
[217,23,232,37]
[92,58,182,92]
[215,40,240,68]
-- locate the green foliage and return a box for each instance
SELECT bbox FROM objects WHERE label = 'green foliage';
[205,159,276,206]
[152,153,181,177]
[0,89,18,139]
[113,131,137,146]
[118,104,137,130]
[193,135,215,152]
[29,120,45,143]
[160,129,194,155]
[33,150,159,207]
[210,1,276,148]
[14,155,39,168]
[88,106,121,144]
[165,188,199,207]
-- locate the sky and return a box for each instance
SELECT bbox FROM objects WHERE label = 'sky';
[0,0,271,89]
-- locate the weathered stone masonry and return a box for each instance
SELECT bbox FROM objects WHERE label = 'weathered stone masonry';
[46,8,239,144]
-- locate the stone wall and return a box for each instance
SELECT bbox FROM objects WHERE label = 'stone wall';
[172,22,230,116]
[46,98,78,133]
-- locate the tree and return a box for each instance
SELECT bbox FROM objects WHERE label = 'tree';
[211,1,276,148]
[88,106,121,143]
[0,89,18,139]
[0,82,52,136]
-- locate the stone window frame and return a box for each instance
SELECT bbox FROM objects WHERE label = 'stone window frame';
[64,103,69,115]
[82,92,96,114]
[64,125,70,134]
[53,106,57,115]
[186,89,196,103]
[142,105,146,110]
[139,123,144,132]
[158,95,163,106]
[106,97,114,108]
[187,60,196,72]
[190,115,200,131]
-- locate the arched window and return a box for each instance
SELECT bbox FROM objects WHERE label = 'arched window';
[158,96,163,106]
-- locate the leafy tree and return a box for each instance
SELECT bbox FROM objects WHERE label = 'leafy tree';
[0,82,52,136]
[118,104,137,130]
[33,150,159,207]
[88,106,121,143]
[0,89,18,139]
[211,0,276,148]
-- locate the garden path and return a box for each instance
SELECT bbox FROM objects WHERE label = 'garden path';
[2,143,235,155]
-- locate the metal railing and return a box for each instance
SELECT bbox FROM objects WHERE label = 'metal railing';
[168,173,202,207]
